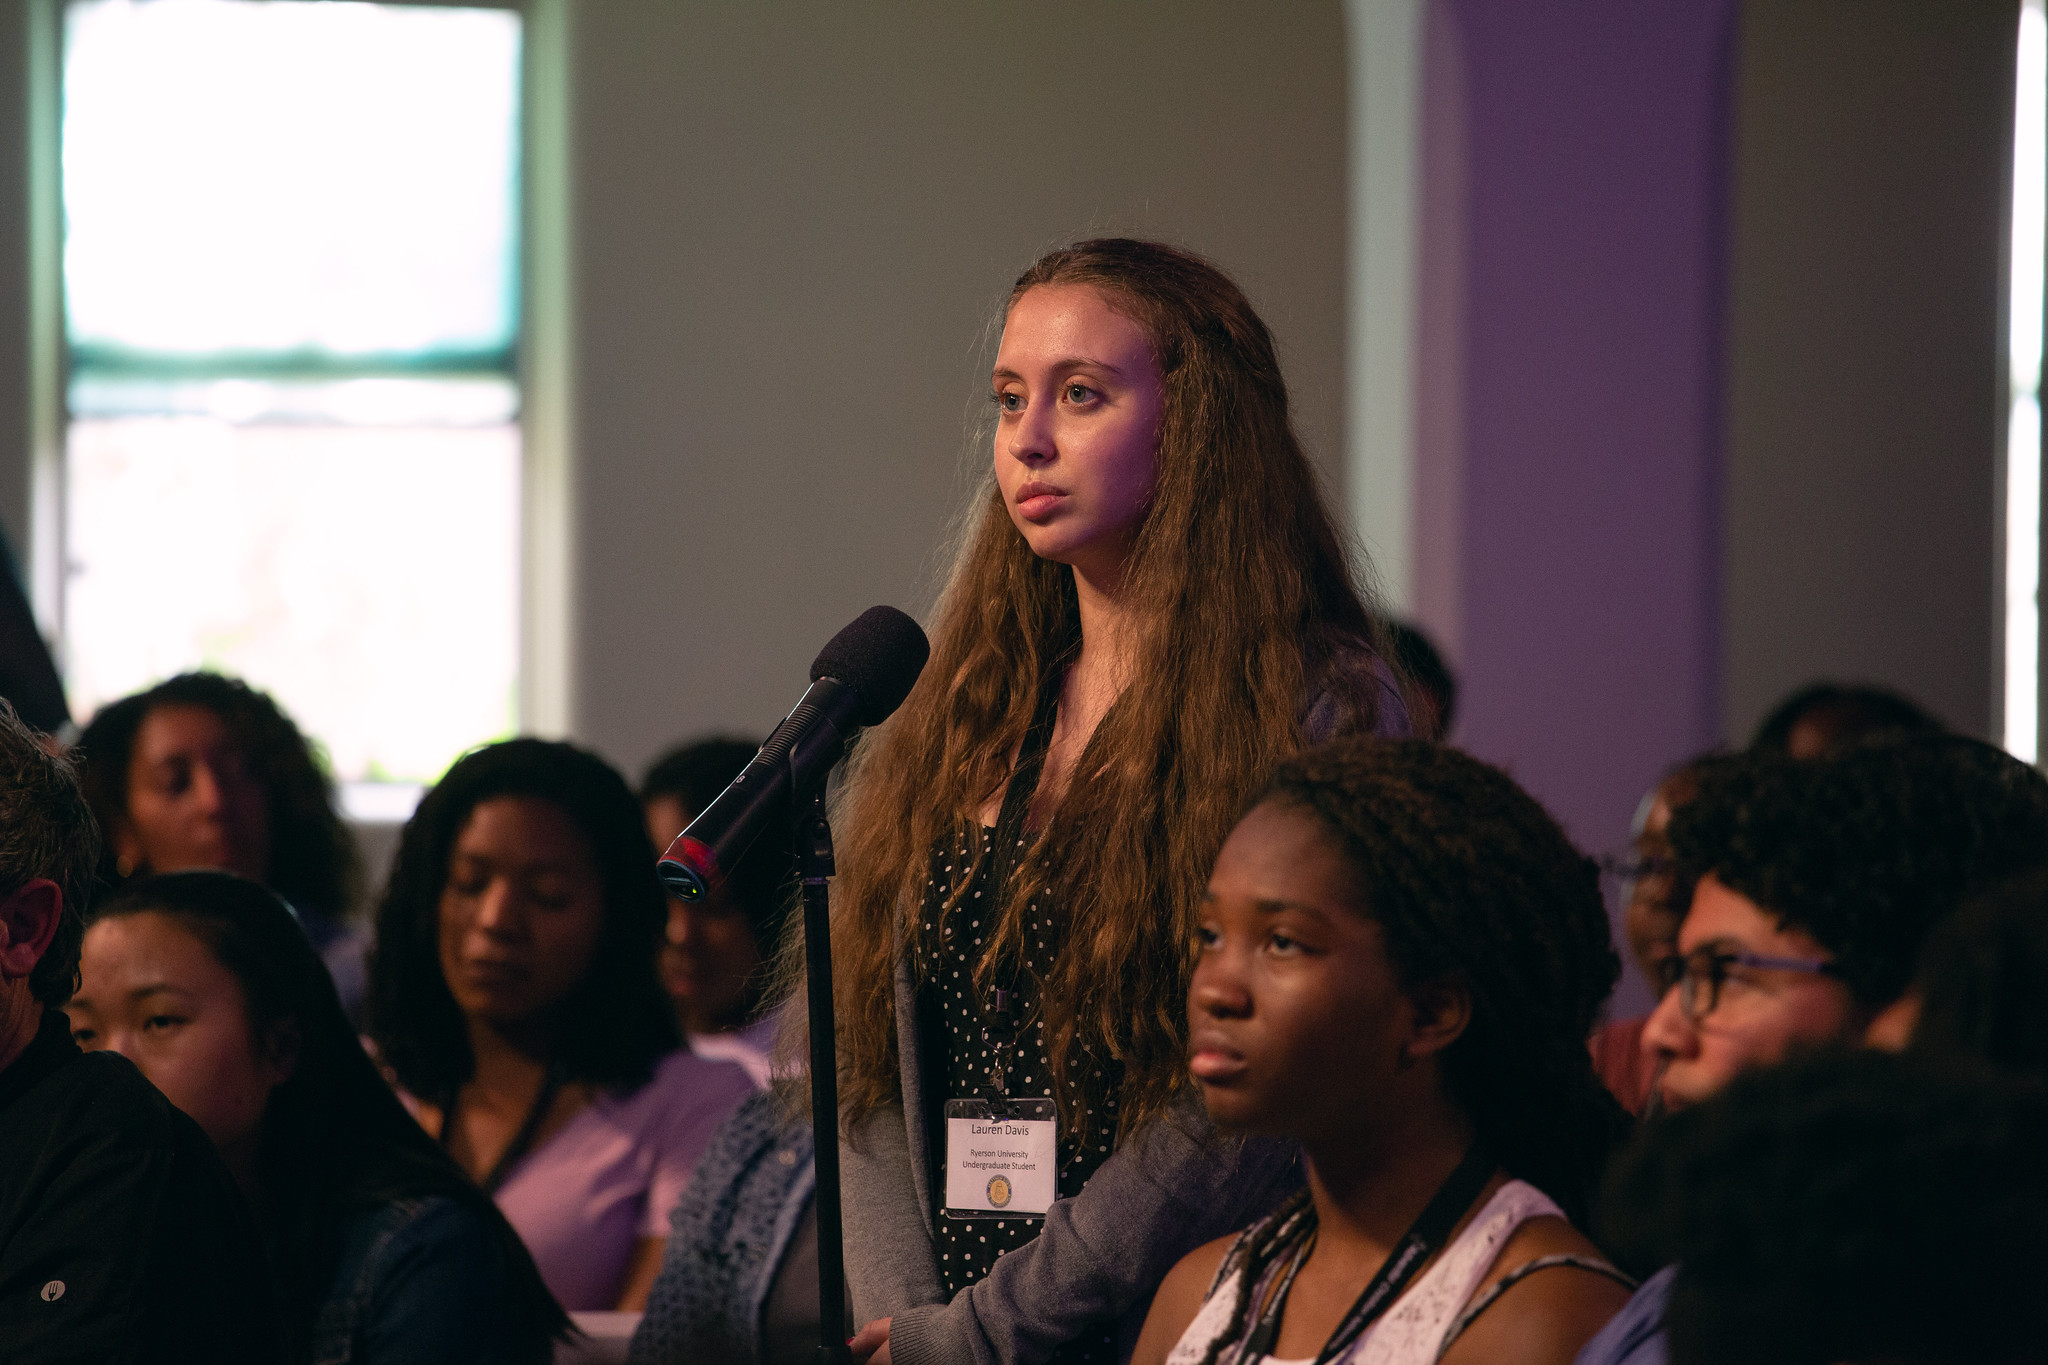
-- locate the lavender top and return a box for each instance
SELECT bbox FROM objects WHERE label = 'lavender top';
[492,1049,754,1310]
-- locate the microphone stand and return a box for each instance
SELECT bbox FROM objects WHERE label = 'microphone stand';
[796,784,852,1365]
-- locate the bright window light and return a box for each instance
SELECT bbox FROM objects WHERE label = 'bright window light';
[59,0,524,789]
[63,0,519,365]
[2006,0,2046,762]
[64,418,519,783]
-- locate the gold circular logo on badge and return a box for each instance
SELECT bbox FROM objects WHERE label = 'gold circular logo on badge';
[987,1174,1012,1208]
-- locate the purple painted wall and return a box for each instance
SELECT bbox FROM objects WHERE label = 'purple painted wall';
[1415,0,1736,1017]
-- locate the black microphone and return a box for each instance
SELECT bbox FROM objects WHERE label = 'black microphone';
[657,606,929,902]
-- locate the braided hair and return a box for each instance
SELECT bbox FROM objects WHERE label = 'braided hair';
[1190,738,1630,1364]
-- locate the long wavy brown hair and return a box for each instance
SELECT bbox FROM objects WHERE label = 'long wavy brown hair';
[827,239,1392,1144]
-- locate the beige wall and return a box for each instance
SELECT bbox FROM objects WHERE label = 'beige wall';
[1721,0,2018,741]
[561,0,1350,775]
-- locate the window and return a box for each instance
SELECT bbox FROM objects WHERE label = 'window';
[2006,0,2047,761]
[59,0,523,808]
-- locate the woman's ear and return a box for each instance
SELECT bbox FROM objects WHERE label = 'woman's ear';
[261,1016,302,1087]
[1402,976,1471,1063]
[111,819,146,880]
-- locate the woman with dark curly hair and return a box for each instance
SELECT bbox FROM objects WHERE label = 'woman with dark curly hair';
[76,672,366,1008]
[69,870,568,1364]
[1135,738,1635,1365]
[365,739,754,1312]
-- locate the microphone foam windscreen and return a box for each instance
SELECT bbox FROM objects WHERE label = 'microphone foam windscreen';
[810,606,932,726]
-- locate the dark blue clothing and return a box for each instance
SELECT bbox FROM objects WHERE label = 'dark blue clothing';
[630,1089,821,1365]
[309,1195,510,1365]
[1573,1263,1674,1365]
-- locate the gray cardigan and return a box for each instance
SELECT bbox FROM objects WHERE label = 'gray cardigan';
[841,659,1407,1365]
[840,948,1302,1365]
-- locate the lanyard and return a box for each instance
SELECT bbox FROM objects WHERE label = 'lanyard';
[442,1062,569,1195]
[1234,1144,1497,1365]
[975,679,1062,1116]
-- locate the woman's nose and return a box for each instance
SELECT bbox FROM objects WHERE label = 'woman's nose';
[188,764,226,815]
[472,880,520,936]
[1006,399,1056,464]
[1190,952,1252,1019]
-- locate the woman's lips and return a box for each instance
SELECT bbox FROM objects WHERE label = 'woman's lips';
[1188,1032,1247,1083]
[1014,482,1067,523]
[459,959,526,990]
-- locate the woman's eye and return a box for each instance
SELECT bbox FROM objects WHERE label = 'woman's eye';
[993,390,1024,413]
[143,1015,184,1033]
[70,1027,95,1045]
[1194,924,1221,950]
[1267,931,1302,956]
[1065,382,1094,404]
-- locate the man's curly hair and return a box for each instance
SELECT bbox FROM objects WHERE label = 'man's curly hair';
[1260,738,1630,1226]
[1665,735,2048,1007]
[1598,1048,2048,1365]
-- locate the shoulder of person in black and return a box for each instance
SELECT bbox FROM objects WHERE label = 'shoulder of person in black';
[0,1008,283,1365]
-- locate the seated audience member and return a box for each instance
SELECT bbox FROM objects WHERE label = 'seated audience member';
[0,700,279,1361]
[641,738,797,1086]
[1575,735,2048,1365]
[1135,739,1636,1365]
[77,672,368,1017]
[1643,735,2048,1114]
[1386,622,1457,742]
[631,1090,831,1365]
[1746,680,1941,759]
[68,870,567,1364]
[367,738,754,1312]
[1598,1050,2048,1365]
[1866,869,2048,1076]
[1590,756,1723,1113]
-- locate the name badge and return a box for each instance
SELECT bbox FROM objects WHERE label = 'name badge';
[942,1098,1057,1219]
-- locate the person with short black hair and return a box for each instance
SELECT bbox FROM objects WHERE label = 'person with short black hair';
[69,870,568,1364]
[1578,735,2048,1365]
[1642,735,2048,1113]
[641,737,796,1086]
[1747,681,1941,759]
[366,738,753,1312]
[0,699,280,1362]
[77,672,368,1015]
[1597,1049,2048,1365]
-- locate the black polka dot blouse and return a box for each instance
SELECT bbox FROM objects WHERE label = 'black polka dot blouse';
[916,830,1123,1365]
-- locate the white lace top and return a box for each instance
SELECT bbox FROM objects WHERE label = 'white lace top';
[1165,1180,1566,1365]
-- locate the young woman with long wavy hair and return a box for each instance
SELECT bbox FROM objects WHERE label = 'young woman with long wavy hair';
[834,239,1406,1365]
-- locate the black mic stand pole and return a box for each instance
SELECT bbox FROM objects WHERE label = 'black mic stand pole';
[797,783,852,1365]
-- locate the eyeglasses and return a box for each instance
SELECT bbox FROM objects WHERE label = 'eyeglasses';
[1659,945,1839,1021]
[1597,853,1675,885]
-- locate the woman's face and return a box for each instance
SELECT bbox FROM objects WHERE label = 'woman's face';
[438,796,608,1029]
[1189,801,1465,1143]
[117,704,270,882]
[645,795,764,1033]
[69,912,290,1157]
[991,284,1166,586]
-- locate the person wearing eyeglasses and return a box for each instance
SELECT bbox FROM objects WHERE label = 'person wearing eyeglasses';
[1639,736,2048,1114]
[1587,755,1729,1114]
[1574,734,2048,1365]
